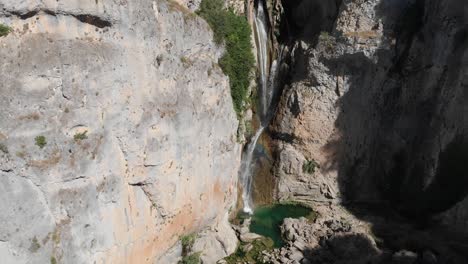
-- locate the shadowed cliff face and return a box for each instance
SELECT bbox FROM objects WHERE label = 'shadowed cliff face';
[326,0,468,219]
[278,0,341,43]
[275,0,468,224]
[270,0,468,261]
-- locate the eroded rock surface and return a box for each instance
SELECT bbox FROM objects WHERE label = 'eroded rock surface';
[0,0,240,263]
[269,0,468,262]
[273,0,468,228]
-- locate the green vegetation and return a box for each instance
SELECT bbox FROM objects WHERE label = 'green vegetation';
[74,131,88,141]
[35,136,47,149]
[224,237,274,263]
[303,159,319,174]
[197,0,255,116]
[50,256,57,264]
[179,234,200,264]
[180,233,197,256]
[0,143,8,154]
[0,24,11,37]
[178,252,201,264]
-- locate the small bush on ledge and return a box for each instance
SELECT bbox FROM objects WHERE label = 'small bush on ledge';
[303,159,319,174]
[180,233,197,256]
[179,233,199,264]
[35,136,47,149]
[0,24,11,37]
[74,131,88,142]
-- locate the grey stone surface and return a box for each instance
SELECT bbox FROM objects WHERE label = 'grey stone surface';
[192,213,238,264]
[239,232,262,243]
[155,241,183,264]
[0,0,240,263]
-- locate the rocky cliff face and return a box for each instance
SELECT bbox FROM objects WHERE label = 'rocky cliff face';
[274,0,468,227]
[0,0,240,263]
[269,0,468,261]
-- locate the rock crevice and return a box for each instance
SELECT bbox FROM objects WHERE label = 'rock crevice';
[1,9,113,28]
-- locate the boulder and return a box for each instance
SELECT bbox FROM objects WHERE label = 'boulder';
[192,213,239,264]
[240,233,262,243]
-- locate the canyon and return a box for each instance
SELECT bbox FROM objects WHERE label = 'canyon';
[0,0,467,263]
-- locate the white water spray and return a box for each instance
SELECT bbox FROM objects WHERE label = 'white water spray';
[240,1,282,214]
[240,127,264,214]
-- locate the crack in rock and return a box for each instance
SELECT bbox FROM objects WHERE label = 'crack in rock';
[2,9,113,28]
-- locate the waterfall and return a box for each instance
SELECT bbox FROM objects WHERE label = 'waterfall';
[239,127,264,214]
[254,2,269,120]
[239,0,282,214]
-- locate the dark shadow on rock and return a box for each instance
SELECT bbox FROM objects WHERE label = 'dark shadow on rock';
[301,232,468,264]
[266,0,468,262]
[279,0,342,44]
[294,0,468,262]
[302,234,391,264]
[321,0,468,217]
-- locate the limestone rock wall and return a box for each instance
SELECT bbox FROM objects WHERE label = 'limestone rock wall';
[0,0,240,263]
[272,0,468,231]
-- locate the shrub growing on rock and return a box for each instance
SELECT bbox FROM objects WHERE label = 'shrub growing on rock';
[179,234,199,264]
[35,136,47,149]
[303,159,319,174]
[74,131,88,141]
[180,233,197,256]
[197,0,255,116]
[0,24,11,37]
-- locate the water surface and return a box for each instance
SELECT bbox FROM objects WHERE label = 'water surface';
[249,204,314,247]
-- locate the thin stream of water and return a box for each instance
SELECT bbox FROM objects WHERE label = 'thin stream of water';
[240,127,264,214]
[240,0,282,214]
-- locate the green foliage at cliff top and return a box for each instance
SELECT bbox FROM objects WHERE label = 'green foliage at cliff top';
[197,0,255,116]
